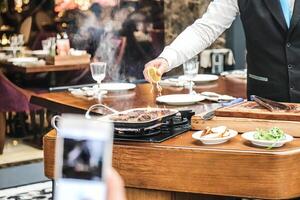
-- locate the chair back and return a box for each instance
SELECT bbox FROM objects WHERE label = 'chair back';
[0,73,31,112]
[19,16,32,44]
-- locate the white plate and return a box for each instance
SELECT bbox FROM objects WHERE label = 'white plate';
[241,131,293,148]
[31,50,49,56]
[192,129,238,145]
[99,83,136,91]
[178,74,219,83]
[1,46,25,51]
[7,57,38,63]
[156,94,205,106]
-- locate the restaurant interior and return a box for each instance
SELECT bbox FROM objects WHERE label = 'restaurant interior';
[0,0,300,200]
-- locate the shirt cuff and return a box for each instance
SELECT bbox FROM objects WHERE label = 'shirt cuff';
[158,47,180,71]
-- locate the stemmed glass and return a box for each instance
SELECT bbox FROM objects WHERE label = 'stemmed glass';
[183,56,199,94]
[17,34,24,47]
[90,62,107,96]
[10,35,18,58]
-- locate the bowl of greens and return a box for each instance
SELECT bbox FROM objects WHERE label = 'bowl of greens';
[242,127,293,148]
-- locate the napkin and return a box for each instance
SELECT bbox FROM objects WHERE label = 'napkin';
[201,91,236,102]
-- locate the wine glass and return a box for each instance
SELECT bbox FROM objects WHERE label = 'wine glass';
[90,62,107,95]
[183,56,199,94]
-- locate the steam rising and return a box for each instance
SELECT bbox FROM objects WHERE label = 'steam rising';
[71,4,130,81]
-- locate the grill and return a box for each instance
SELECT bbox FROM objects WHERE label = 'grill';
[113,110,194,143]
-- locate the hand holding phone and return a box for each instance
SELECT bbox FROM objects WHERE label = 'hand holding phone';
[54,114,113,200]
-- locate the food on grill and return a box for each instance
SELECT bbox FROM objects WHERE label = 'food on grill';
[200,126,231,139]
[109,109,174,122]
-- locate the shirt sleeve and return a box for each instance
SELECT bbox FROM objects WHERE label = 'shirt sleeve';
[159,0,239,70]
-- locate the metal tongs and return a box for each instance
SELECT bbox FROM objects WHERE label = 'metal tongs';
[250,95,293,112]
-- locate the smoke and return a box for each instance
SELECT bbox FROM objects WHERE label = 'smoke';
[71,4,132,81]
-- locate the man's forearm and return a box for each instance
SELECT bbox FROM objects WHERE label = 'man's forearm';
[159,0,239,71]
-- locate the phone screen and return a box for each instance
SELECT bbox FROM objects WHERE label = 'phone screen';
[54,115,113,200]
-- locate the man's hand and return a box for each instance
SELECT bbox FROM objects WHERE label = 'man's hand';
[143,58,169,83]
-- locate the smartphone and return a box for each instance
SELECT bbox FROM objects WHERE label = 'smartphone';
[54,114,113,200]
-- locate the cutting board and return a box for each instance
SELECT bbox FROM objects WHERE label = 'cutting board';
[214,101,300,121]
[191,116,300,137]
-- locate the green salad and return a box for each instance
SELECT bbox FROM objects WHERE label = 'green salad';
[254,127,286,141]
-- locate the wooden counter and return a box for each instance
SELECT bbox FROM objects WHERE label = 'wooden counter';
[44,128,300,199]
[31,78,300,199]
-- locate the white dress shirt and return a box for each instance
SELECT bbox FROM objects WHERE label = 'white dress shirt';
[159,0,295,71]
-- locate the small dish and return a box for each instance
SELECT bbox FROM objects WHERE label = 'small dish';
[241,131,293,148]
[192,129,238,145]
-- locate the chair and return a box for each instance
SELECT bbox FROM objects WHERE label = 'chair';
[19,16,32,44]
[0,72,39,154]
[35,11,53,31]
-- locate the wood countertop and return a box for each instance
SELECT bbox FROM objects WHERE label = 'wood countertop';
[33,77,300,199]
[31,77,247,114]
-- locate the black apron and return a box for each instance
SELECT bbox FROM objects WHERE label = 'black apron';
[238,0,300,102]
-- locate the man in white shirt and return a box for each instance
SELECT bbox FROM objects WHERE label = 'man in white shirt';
[143,0,300,102]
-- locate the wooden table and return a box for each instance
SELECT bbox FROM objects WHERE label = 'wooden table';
[31,77,300,199]
[0,61,89,74]
[31,77,247,114]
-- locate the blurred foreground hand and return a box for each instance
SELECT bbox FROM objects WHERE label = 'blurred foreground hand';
[143,58,169,83]
[108,168,126,200]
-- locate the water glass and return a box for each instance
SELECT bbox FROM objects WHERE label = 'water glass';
[42,39,51,52]
[10,35,18,57]
[183,56,199,94]
[17,34,24,47]
[90,62,107,91]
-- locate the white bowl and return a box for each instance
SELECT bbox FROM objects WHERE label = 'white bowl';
[241,131,294,148]
[192,129,238,145]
